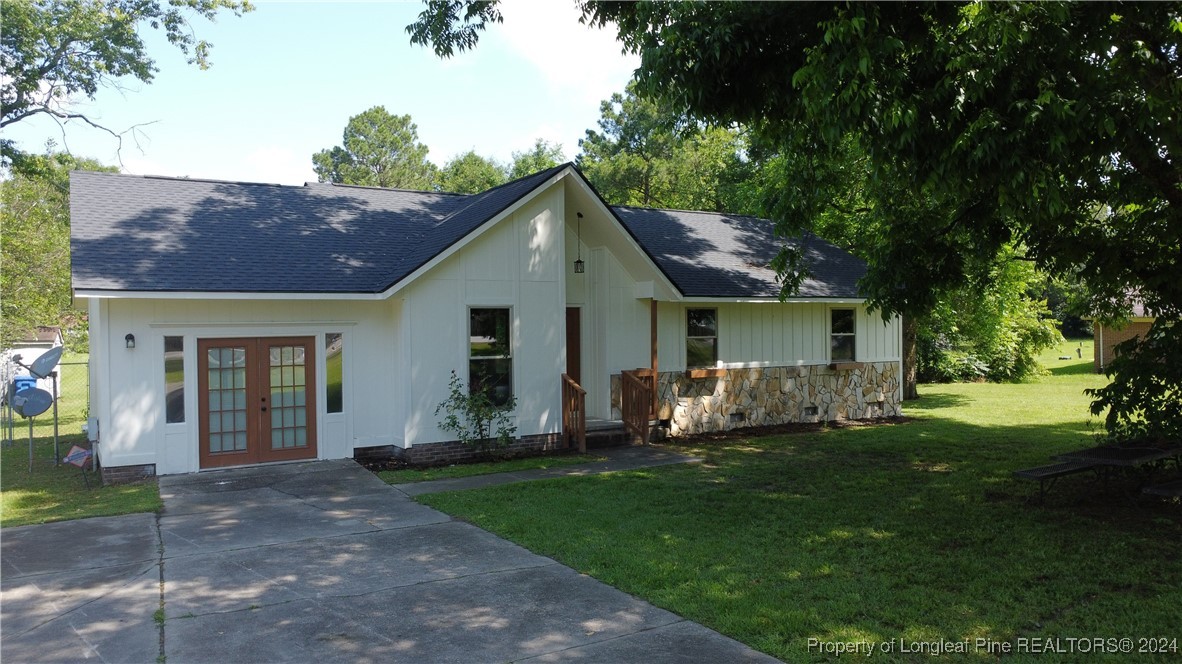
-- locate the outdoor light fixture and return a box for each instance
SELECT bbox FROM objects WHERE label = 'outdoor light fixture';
[573,212,585,274]
[125,333,135,349]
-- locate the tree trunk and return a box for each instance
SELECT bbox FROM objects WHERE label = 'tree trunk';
[902,316,919,400]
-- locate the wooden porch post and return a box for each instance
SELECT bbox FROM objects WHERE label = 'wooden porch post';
[650,299,659,417]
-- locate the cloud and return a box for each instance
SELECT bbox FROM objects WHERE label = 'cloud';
[496,0,638,105]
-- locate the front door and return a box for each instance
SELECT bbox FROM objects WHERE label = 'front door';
[198,337,318,469]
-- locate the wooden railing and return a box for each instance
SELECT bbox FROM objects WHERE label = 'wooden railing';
[621,369,652,444]
[561,373,586,453]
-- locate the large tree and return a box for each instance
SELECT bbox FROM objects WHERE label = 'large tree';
[578,83,753,213]
[312,106,438,189]
[509,138,565,180]
[1,0,252,167]
[438,150,506,193]
[1,150,117,348]
[411,1,1181,440]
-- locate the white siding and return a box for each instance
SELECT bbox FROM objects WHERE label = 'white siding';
[653,301,900,371]
[400,182,566,445]
[92,297,398,474]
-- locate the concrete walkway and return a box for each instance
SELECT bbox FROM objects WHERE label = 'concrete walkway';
[2,452,778,663]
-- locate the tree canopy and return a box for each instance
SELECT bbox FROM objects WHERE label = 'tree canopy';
[509,139,565,180]
[312,106,439,189]
[1,150,117,348]
[409,1,1181,440]
[439,150,506,193]
[577,83,753,213]
[1,0,253,166]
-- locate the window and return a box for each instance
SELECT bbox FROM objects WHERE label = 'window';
[164,336,185,423]
[325,333,343,414]
[469,308,512,407]
[686,308,718,368]
[831,309,856,362]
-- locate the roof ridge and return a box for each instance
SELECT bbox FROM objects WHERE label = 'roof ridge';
[309,181,470,198]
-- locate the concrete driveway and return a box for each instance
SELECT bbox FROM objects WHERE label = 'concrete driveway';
[2,459,779,663]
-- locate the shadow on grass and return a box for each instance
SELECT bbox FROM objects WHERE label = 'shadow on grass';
[421,397,1180,662]
[1048,360,1098,376]
[902,391,972,411]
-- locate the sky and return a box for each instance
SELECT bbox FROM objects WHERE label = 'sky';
[4,0,640,185]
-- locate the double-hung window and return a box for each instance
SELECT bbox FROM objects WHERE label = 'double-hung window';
[686,308,718,368]
[830,309,856,362]
[469,308,513,407]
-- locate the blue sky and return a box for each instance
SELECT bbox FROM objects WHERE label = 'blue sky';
[4,1,639,185]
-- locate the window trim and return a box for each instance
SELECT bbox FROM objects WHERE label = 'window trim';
[686,307,719,369]
[467,306,514,406]
[830,307,857,362]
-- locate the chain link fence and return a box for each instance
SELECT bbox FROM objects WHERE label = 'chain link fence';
[2,356,89,448]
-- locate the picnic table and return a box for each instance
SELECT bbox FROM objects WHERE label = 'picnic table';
[1014,444,1181,501]
[1054,445,1180,468]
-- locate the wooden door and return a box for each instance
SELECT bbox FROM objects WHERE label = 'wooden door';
[198,337,317,468]
[566,307,581,385]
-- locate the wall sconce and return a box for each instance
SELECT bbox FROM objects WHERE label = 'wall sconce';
[125,333,136,349]
[573,212,585,273]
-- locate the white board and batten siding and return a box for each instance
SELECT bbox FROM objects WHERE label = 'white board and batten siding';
[89,297,399,475]
[401,181,567,445]
[654,301,901,371]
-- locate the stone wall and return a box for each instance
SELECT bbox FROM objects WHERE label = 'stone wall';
[612,362,901,437]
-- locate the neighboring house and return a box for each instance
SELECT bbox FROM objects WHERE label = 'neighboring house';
[1093,301,1155,373]
[2,327,65,399]
[10,326,65,350]
[70,165,902,478]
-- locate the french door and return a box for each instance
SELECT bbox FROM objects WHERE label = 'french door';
[197,337,318,468]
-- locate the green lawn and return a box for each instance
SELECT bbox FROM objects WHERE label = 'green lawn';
[420,339,1180,662]
[1,433,161,527]
[378,453,605,483]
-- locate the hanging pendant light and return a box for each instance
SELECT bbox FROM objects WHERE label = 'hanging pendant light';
[573,212,585,273]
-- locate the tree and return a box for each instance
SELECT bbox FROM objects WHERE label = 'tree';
[1,0,253,166]
[312,106,438,189]
[509,139,565,180]
[439,150,506,193]
[578,84,753,213]
[1,149,117,348]
[409,2,1181,440]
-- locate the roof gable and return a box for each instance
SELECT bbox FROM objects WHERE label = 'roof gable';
[70,166,565,294]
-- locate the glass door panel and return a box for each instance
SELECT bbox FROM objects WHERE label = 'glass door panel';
[198,336,317,468]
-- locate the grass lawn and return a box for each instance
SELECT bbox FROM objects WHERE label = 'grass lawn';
[420,339,1181,662]
[1,434,161,528]
[377,453,605,484]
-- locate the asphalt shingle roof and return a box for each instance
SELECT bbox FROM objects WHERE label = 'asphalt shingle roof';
[70,166,565,293]
[71,165,866,299]
[612,207,865,298]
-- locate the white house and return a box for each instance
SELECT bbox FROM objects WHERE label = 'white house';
[70,164,902,479]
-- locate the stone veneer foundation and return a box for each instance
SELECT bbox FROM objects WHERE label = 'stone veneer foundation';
[611,362,901,436]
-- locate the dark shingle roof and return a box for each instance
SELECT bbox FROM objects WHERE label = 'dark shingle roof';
[612,207,865,298]
[70,166,566,293]
[71,165,865,299]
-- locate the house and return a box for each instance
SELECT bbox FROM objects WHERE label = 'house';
[10,326,65,350]
[1093,301,1155,373]
[70,164,902,479]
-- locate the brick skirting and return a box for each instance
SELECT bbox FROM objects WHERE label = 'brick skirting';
[389,432,567,466]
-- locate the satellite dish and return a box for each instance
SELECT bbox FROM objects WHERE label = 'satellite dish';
[12,387,53,418]
[29,346,63,379]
